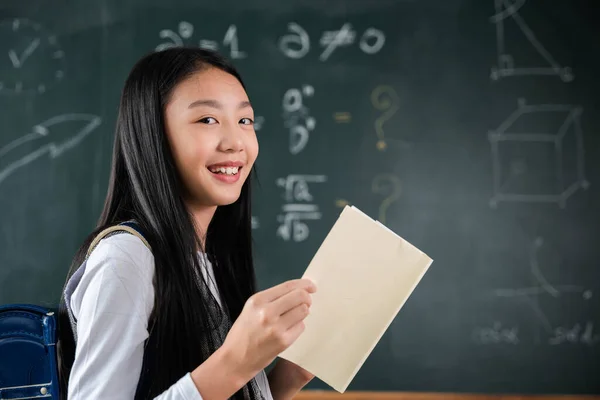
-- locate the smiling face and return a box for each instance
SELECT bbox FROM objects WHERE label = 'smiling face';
[164,67,258,209]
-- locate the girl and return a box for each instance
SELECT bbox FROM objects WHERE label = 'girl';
[57,47,317,400]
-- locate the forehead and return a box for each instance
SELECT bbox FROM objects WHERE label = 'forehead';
[169,67,249,105]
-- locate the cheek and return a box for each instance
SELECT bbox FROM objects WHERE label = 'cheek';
[170,130,212,176]
[187,144,213,172]
[247,134,259,164]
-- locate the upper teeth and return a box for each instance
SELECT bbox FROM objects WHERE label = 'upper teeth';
[210,166,239,175]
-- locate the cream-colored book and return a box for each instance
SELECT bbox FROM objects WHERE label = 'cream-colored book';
[278,205,433,392]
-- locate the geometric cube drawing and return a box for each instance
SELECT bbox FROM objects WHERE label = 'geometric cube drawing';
[489,98,589,208]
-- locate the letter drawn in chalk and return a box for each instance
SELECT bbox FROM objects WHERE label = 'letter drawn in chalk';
[472,322,520,345]
[282,85,315,155]
[278,22,310,59]
[156,22,247,59]
[278,22,385,60]
[549,322,600,346]
[276,174,327,242]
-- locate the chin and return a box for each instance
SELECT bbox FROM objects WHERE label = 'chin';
[212,191,243,206]
[215,198,240,206]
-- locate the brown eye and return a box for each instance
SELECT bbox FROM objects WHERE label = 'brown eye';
[197,117,217,124]
[239,118,254,125]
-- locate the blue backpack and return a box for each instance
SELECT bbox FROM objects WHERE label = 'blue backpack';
[0,222,148,399]
[0,304,59,399]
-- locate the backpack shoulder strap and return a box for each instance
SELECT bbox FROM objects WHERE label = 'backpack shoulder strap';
[86,221,151,259]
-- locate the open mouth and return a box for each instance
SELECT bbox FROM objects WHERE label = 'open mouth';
[208,166,241,176]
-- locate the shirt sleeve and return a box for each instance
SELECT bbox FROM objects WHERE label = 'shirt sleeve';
[68,235,203,400]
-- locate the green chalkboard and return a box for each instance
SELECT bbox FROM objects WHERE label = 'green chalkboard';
[1,0,599,394]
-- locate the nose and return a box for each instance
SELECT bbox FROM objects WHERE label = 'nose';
[217,124,244,153]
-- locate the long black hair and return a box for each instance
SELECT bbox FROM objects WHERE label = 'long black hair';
[57,48,260,399]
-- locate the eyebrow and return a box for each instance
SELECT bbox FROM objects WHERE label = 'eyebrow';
[187,99,252,110]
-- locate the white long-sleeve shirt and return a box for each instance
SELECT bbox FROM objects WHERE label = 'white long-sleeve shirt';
[65,233,273,399]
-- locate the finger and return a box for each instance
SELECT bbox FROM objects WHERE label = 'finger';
[281,320,306,349]
[258,279,316,303]
[278,302,310,331]
[270,287,313,316]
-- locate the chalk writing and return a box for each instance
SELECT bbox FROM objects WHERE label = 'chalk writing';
[156,22,247,59]
[276,174,327,242]
[489,98,589,209]
[0,18,66,95]
[282,85,315,155]
[319,23,385,61]
[473,322,520,345]
[473,321,599,346]
[372,174,401,225]
[549,322,600,346]
[371,85,401,151]
[494,237,593,303]
[490,0,573,81]
[278,22,310,59]
[279,22,385,60]
[0,113,102,186]
[333,111,351,123]
[253,116,265,131]
[489,236,596,345]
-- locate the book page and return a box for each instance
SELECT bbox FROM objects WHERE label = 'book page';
[278,205,433,392]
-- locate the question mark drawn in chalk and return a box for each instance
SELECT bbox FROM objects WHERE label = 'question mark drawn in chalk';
[371,85,400,151]
[372,174,402,224]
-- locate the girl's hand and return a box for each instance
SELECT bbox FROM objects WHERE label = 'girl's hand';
[267,358,314,399]
[222,279,317,381]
